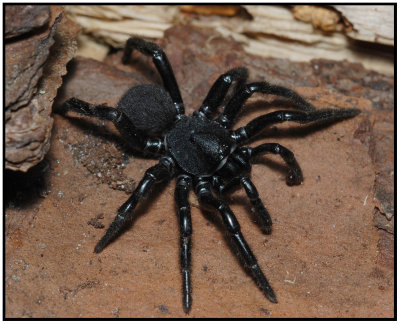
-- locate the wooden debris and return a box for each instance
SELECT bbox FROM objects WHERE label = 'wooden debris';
[5,6,80,172]
[65,5,393,75]
[180,5,241,16]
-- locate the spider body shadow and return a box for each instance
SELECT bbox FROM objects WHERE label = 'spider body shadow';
[57,36,360,314]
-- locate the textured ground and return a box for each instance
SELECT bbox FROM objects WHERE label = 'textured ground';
[5,26,394,318]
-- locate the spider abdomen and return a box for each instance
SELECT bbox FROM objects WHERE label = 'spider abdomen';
[117,84,177,135]
[166,116,235,176]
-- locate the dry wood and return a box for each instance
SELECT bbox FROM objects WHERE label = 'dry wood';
[65,5,393,75]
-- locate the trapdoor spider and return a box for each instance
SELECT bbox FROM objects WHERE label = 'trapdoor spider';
[58,37,360,313]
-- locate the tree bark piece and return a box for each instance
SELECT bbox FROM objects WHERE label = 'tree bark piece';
[5,5,80,172]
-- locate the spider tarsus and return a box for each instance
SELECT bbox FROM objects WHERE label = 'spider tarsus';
[94,230,117,253]
[94,233,119,254]
[94,243,104,254]
[183,291,192,314]
[239,177,273,234]
[312,108,361,122]
[250,264,277,303]
[252,198,273,234]
[286,169,303,186]
[339,108,361,117]
[265,289,278,304]
[94,238,107,254]
[94,215,126,254]
[262,225,272,235]
[55,97,79,114]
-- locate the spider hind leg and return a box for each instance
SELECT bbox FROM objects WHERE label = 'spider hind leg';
[57,97,165,156]
[195,178,277,303]
[175,175,193,313]
[57,97,120,121]
[240,176,273,234]
[122,36,184,115]
[213,175,273,235]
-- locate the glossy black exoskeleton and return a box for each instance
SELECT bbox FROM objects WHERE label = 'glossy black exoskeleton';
[57,36,360,314]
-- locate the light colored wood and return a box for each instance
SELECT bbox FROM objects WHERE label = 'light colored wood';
[292,5,342,32]
[333,5,394,45]
[65,5,393,75]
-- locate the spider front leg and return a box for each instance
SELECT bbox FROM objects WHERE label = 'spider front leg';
[217,82,317,128]
[195,178,277,303]
[175,175,193,313]
[57,98,165,155]
[122,37,184,115]
[196,67,248,119]
[232,108,361,144]
[94,157,175,253]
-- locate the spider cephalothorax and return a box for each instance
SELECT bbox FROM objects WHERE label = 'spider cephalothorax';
[58,37,360,313]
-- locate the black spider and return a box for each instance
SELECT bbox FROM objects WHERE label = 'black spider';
[58,37,360,313]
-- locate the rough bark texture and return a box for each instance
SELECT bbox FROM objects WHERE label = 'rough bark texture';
[5,26,393,318]
[5,5,80,172]
[5,5,50,39]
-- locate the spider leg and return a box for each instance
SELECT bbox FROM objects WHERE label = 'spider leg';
[56,97,119,120]
[122,37,184,115]
[232,108,361,144]
[175,175,193,313]
[213,173,272,235]
[212,175,240,195]
[195,67,248,119]
[217,82,317,128]
[239,176,273,234]
[195,178,277,303]
[248,143,303,186]
[57,97,165,155]
[213,142,301,235]
[94,157,175,253]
